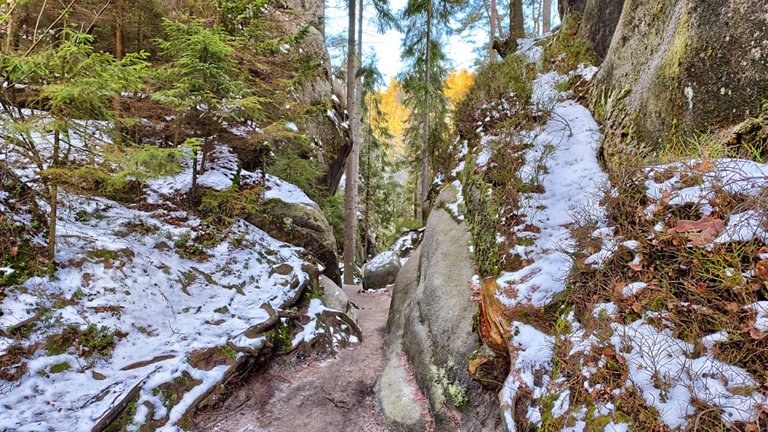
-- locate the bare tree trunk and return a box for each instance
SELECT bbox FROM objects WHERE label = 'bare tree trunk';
[489,0,498,62]
[419,0,432,224]
[543,0,552,33]
[114,0,123,60]
[510,0,525,38]
[3,0,14,54]
[342,0,359,285]
[47,129,61,271]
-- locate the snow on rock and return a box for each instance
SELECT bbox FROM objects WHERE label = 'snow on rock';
[500,323,554,431]
[366,250,397,273]
[497,97,607,308]
[444,180,465,221]
[0,187,317,431]
[148,146,317,207]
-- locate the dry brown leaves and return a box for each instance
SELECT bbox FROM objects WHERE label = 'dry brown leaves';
[672,216,725,246]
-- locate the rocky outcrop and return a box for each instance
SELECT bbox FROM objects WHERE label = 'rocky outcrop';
[377,188,502,431]
[577,0,625,60]
[362,251,401,291]
[246,200,341,284]
[271,0,350,195]
[362,230,423,291]
[594,0,768,165]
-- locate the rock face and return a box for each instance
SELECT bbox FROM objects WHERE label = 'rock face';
[271,0,350,195]
[362,251,402,291]
[578,0,625,60]
[377,188,502,431]
[246,200,341,284]
[594,0,768,165]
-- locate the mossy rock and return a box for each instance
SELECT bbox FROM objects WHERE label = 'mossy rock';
[595,0,768,165]
[245,199,340,284]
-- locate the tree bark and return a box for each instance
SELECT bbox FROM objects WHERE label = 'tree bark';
[543,0,552,33]
[419,0,432,224]
[114,0,123,60]
[489,0,498,62]
[510,0,525,38]
[48,129,61,271]
[4,0,14,54]
[342,0,359,285]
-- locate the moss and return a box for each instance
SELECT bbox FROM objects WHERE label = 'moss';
[541,15,597,75]
[45,324,119,357]
[49,362,71,374]
[430,364,469,409]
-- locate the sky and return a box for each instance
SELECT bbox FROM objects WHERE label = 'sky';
[324,0,482,85]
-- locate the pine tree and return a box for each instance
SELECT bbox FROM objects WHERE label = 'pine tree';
[0,30,172,270]
[151,18,261,199]
[400,0,457,223]
[342,0,359,285]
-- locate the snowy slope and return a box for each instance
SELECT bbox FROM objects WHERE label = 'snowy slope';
[453,38,768,431]
[0,140,341,430]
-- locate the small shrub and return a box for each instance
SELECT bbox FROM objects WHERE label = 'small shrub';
[454,54,533,140]
[198,187,264,224]
[541,15,596,75]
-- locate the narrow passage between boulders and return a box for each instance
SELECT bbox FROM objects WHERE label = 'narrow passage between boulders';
[197,285,391,432]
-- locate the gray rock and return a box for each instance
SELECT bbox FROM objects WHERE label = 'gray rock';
[376,246,429,431]
[362,251,401,291]
[319,274,357,322]
[378,202,503,431]
[595,0,768,166]
[245,200,340,285]
[578,0,625,60]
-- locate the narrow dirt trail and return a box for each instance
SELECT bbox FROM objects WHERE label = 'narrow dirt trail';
[198,285,391,432]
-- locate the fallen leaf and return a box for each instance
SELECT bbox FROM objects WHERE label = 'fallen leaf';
[756,260,768,280]
[628,259,643,272]
[674,216,725,246]
[749,327,766,340]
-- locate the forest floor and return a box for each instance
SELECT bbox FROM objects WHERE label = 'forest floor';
[196,285,391,432]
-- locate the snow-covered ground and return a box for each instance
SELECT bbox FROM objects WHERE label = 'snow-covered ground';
[0,133,343,430]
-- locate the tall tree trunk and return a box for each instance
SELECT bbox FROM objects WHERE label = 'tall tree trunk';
[48,129,61,271]
[3,0,14,54]
[543,0,552,33]
[510,0,525,38]
[114,0,123,60]
[342,0,359,285]
[489,0,498,62]
[419,0,432,224]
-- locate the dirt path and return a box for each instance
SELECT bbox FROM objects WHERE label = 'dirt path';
[197,285,391,432]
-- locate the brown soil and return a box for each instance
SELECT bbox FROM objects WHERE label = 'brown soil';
[196,285,391,432]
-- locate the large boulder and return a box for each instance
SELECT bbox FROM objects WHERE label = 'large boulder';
[376,246,431,431]
[246,200,341,285]
[362,251,401,291]
[577,0,625,60]
[595,0,768,166]
[377,188,503,431]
